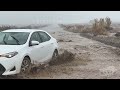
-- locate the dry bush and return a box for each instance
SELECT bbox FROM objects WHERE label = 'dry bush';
[80,32,120,48]
[0,24,48,31]
[105,17,112,30]
[0,25,17,31]
[59,17,112,35]
[81,27,92,33]
[92,17,112,36]
[115,32,120,37]
[59,24,93,34]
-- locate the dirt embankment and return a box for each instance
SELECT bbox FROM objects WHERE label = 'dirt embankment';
[1,24,120,79]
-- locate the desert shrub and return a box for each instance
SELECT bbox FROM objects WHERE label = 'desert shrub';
[91,17,112,36]
[92,18,105,36]
[59,17,112,35]
[0,24,48,31]
[0,25,17,31]
[59,24,91,33]
[81,27,92,33]
[80,33,94,39]
[105,17,112,30]
[115,32,120,37]
[80,32,120,48]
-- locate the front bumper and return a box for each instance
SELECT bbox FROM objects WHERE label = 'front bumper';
[0,56,21,75]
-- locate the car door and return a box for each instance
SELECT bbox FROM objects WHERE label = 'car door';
[38,31,53,62]
[29,32,45,64]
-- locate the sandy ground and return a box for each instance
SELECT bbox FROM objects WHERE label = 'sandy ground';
[1,24,120,79]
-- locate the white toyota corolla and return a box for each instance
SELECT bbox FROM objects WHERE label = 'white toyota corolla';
[0,29,58,75]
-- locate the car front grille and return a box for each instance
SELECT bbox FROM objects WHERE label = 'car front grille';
[0,64,6,75]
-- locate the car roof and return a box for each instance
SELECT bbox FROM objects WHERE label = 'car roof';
[2,29,46,33]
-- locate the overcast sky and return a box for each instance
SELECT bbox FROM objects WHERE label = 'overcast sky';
[0,11,120,25]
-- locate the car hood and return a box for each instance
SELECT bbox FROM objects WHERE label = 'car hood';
[0,45,24,54]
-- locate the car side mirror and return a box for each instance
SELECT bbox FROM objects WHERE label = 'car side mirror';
[30,41,39,46]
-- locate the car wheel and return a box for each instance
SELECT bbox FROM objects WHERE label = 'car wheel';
[20,57,31,74]
[52,50,58,60]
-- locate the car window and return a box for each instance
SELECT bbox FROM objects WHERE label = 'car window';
[38,32,51,42]
[0,32,30,45]
[30,32,42,43]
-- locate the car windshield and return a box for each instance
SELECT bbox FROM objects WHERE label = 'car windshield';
[0,32,30,45]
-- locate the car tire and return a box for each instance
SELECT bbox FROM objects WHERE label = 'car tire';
[52,50,58,61]
[20,57,31,74]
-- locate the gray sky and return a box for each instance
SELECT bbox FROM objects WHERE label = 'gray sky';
[0,11,120,25]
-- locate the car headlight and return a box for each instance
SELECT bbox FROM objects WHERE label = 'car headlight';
[0,52,18,58]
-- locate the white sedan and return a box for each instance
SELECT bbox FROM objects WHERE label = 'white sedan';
[0,29,58,75]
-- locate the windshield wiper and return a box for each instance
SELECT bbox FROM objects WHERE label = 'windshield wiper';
[10,35,20,45]
[3,34,7,45]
